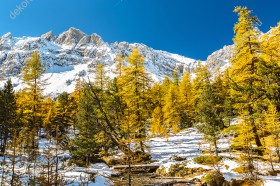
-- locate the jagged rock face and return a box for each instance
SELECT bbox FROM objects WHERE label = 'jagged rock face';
[77,34,104,47]
[0,33,15,50]
[206,45,234,73]
[55,27,86,46]
[0,28,201,95]
[41,31,55,42]
[111,42,197,77]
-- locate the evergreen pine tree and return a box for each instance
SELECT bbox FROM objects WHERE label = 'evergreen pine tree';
[150,83,167,137]
[163,84,181,133]
[72,87,110,165]
[94,63,109,95]
[22,51,45,148]
[114,52,125,77]
[70,78,84,132]
[260,23,280,111]
[222,70,236,126]
[178,72,195,128]
[195,77,224,156]
[0,79,18,154]
[171,68,180,87]
[193,62,211,106]
[119,49,152,152]
[264,103,280,162]
[162,76,172,95]
[229,6,263,149]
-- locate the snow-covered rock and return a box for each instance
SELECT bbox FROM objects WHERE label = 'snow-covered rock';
[205,45,234,73]
[0,28,202,95]
[0,27,232,96]
[41,31,56,42]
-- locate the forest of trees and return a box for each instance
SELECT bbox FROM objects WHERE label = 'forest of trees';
[0,6,279,185]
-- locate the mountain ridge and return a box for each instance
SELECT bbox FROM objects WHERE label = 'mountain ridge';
[0,27,231,96]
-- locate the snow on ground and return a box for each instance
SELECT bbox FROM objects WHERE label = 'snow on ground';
[1,127,279,185]
[148,127,280,185]
[149,128,203,166]
[261,176,280,186]
[38,135,113,185]
[0,135,113,185]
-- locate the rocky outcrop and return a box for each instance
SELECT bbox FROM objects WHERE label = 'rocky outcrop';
[55,28,86,46]
[77,33,104,47]
[41,31,55,42]
[205,45,234,73]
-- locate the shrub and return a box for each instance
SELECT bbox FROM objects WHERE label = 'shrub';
[232,166,249,174]
[202,171,227,186]
[267,170,280,176]
[72,158,88,167]
[104,157,122,166]
[170,154,187,161]
[156,167,166,175]
[193,155,222,165]
[167,163,189,177]
[230,178,264,186]
[156,163,206,177]
[123,151,151,164]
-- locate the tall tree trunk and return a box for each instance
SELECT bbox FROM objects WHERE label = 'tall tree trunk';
[275,134,280,163]
[0,153,6,186]
[87,81,134,156]
[11,135,17,186]
[248,36,262,150]
[213,138,218,157]
[55,124,59,186]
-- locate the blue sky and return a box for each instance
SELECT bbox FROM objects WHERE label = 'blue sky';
[0,0,279,60]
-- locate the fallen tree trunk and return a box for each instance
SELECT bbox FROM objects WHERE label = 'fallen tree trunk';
[86,80,134,156]
[113,164,159,173]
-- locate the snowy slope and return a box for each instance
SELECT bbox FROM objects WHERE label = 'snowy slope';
[0,28,199,96]
[148,127,280,186]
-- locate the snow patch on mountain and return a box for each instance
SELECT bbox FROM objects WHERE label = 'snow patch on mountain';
[205,45,234,73]
[0,28,206,96]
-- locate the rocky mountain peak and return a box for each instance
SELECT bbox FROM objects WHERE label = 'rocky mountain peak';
[41,31,55,41]
[1,32,13,40]
[0,32,15,50]
[77,33,104,47]
[55,27,86,46]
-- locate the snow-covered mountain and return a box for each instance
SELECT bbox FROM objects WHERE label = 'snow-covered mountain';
[0,28,203,96]
[0,27,232,96]
[205,45,234,73]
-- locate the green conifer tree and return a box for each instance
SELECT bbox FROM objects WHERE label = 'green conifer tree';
[72,87,110,165]
[195,77,224,156]
[229,6,263,149]
[0,79,18,153]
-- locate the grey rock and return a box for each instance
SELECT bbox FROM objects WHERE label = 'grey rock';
[55,27,85,46]
[41,31,55,41]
